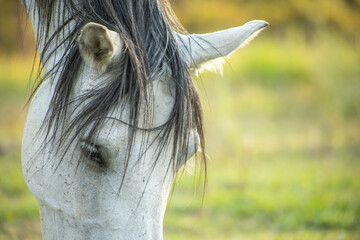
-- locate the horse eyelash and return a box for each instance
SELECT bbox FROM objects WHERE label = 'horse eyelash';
[80,141,107,168]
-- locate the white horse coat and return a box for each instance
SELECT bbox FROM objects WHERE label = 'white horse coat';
[21,0,268,239]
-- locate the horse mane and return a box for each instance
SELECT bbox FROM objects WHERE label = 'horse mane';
[25,0,207,193]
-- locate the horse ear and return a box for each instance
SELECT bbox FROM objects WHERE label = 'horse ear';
[176,20,268,72]
[78,22,124,73]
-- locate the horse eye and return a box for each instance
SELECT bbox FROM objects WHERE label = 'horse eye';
[80,141,107,168]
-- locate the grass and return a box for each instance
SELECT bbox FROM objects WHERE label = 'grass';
[164,31,360,239]
[0,56,41,239]
[0,31,359,239]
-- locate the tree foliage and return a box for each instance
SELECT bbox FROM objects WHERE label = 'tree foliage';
[171,0,360,41]
[0,0,359,54]
[0,0,35,55]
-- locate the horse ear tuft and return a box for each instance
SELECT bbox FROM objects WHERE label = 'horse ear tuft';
[78,22,123,73]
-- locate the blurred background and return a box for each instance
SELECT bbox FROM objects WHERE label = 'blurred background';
[0,0,359,239]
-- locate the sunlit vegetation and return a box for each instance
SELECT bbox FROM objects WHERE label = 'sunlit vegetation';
[164,32,360,239]
[172,0,360,40]
[0,0,359,239]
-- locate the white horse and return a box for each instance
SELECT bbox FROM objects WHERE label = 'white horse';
[21,0,267,239]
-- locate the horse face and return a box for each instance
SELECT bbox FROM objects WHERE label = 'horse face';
[22,22,201,239]
[22,21,267,239]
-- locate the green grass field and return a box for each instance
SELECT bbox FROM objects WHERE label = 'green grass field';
[0,31,359,239]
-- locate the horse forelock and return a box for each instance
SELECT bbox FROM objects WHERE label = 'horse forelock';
[28,0,207,193]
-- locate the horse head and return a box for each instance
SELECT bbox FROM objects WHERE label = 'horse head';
[21,0,267,239]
